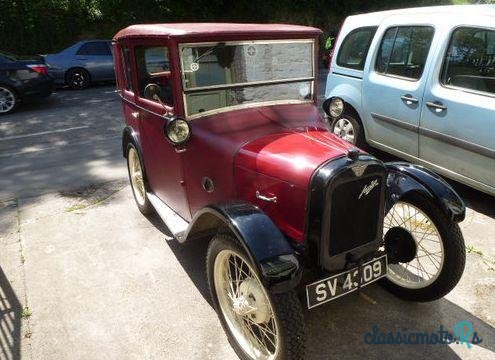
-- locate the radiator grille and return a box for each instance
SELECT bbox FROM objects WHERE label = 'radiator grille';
[328,176,382,256]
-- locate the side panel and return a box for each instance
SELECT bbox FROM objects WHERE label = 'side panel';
[419,20,495,195]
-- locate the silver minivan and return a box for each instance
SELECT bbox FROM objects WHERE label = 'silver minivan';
[324,5,495,196]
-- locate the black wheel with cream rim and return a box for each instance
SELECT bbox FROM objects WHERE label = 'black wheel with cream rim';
[380,194,466,302]
[126,144,153,215]
[207,234,305,360]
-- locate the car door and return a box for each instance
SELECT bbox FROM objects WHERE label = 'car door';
[75,41,114,80]
[362,20,436,157]
[131,41,191,220]
[419,20,495,194]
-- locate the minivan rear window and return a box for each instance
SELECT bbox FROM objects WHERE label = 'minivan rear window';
[441,27,495,95]
[336,27,378,70]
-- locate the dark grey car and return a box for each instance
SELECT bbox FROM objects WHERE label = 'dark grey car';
[43,40,114,89]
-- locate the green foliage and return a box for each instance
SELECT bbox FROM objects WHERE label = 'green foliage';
[0,0,465,55]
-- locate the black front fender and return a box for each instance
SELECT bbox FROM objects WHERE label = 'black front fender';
[181,202,301,293]
[385,162,465,222]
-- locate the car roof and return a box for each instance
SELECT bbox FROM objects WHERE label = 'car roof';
[346,4,495,25]
[113,23,321,41]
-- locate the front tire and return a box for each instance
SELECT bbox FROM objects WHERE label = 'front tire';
[330,114,365,147]
[207,234,305,360]
[126,144,153,215]
[380,194,466,302]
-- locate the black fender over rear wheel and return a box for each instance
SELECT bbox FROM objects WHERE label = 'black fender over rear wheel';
[207,234,305,360]
[380,194,466,302]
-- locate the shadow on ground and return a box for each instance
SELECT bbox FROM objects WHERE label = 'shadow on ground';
[145,210,494,359]
[0,266,22,360]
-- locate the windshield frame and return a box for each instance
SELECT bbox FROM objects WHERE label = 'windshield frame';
[178,38,316,119]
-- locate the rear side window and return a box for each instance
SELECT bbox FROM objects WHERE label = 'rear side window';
[441,27,495,95]
[77,41,111,56]
[376,26,434,80]
[121,45,133,91]
[337,27,377,70]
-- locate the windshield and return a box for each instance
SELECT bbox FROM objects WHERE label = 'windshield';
[179,39,315,117]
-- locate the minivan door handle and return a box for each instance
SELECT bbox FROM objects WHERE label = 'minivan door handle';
[400,95,419,105]
[426,101,447,112]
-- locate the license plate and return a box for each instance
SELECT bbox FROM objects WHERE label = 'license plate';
[306,255,387,309]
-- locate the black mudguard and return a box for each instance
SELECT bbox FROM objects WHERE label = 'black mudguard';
[181,202,302,293]
[385,162,465,222]
[122,126,142,158]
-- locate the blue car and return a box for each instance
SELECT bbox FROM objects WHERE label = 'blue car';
[43,40,115,89]
[324,5,495,196]
[0,51,53,114]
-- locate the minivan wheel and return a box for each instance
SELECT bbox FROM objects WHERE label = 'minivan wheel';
[0,85,19,114]
[67,68,90,90]
[207,234,305,360]
[330,114,365,147]
[380,194,466,302]
[126,144,153,215]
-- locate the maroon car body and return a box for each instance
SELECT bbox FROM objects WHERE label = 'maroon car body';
[113,23,466,360]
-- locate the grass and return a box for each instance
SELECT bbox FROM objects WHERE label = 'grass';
[22,307,32,319]
[467,244,495,271]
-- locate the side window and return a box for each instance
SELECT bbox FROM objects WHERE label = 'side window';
[441,27,495,95]
[375,26,434,80]
[337,27,377,70]
[134,46,173,107]
[121,45,133,92]
[77,41,111,56]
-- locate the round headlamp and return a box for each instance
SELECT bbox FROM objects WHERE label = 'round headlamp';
[329,98,344,118]
[166,117,191,145]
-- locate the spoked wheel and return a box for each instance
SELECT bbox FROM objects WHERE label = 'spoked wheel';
[330,114,364,147]
[207,235,305,360]
[381,195,465,301]
[67,68,90,90]
[0,85,18,114]
[126,144,153,215]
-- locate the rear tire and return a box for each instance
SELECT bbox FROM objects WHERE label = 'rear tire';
[126,144,153,216]
[380,194,466,302]
[207,234,305,360]
[67,68,90,90]
[330,113,365,148]
[0,85,19,115]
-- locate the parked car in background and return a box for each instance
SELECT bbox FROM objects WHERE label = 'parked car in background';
[43,40,114,89]
[0,51,53,115]
[324,5,495,197]
[114,23,466,360]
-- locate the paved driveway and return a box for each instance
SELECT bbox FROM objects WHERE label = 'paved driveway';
[0,82,494,360]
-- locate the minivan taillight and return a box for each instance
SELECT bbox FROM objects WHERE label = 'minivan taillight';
[27,64,48,75]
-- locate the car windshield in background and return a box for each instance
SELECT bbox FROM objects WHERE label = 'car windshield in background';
[179,40,314,117]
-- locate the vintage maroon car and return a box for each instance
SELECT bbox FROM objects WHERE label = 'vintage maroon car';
[113,24,466,360]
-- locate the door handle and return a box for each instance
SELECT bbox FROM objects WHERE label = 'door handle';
[131,111,139,119]
[400,95,419,105]
[426,101,447,111]
[255,191,277,203]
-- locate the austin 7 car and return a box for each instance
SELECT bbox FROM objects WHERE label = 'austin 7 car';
[113,23,466,360]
